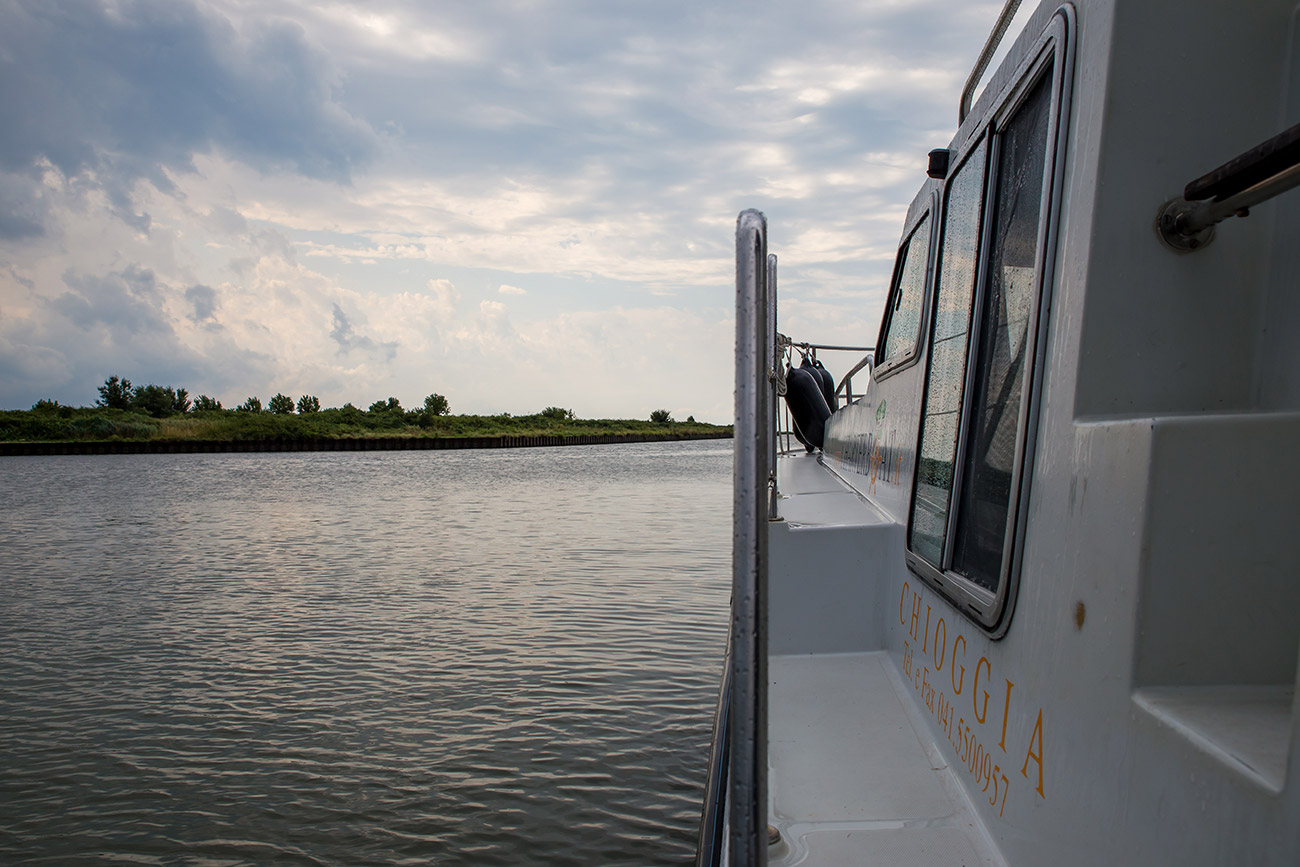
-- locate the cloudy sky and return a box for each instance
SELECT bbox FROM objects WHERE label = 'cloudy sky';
[0,0,1026,422]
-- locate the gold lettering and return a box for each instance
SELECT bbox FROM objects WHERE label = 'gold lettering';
[999,679,1014,752]
[1021,709,1045,798]
[951,634,967,695]
[900,581,910,627]
[909,591,922,640]
[922,605,931,653]
[933,618,947,672]
[973,656,991,724]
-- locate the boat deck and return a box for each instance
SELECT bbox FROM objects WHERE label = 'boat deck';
[767,454,1004,866]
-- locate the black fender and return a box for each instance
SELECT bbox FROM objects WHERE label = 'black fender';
[813,359,837,411]
[784,366,831,451]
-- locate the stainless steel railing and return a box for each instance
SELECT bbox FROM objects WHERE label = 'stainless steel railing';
[697,209,772,867]
[695,632,732,866]
[767,253,780,520]
[729,208,771,867]
[960,0,1025,123]
[699,212,872,865]
[835,351,874,404]
[774,339,874,454]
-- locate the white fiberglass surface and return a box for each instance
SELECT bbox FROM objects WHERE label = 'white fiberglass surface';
[767,652,1002,866]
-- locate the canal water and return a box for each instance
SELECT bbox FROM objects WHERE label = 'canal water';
[0,440,732,865]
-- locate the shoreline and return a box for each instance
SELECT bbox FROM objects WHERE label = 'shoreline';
[0,430,733,457]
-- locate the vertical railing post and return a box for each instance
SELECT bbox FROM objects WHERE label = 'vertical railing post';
[731,209,770,867]
[767,253,779,521]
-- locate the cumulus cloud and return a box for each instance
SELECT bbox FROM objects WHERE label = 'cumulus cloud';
[0,0,1014,418]
[0,0,378,237]
[426,278,460,315]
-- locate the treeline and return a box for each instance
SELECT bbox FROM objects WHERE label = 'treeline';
[2,376,721,443]
[85,374,453,423]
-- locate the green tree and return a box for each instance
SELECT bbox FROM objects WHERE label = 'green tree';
[97,375,133,409]
[423,393,450,416]
[268,393,295,414]
[297,395,320,414]
[193,395,223,412]
[540,406,574,421]
[132,384,188,418]
[237,396,262,413]
[650,408,674,423]
[686,415,696,423]
[31,399,61,412]
[369,397,402,414]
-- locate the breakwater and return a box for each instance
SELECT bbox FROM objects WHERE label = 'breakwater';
[0,430,731,457]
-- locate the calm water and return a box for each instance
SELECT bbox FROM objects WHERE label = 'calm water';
[0,441,732,865]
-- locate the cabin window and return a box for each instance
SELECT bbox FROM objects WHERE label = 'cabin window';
[905,51,1061,634]
[909,139,988,567]
[875,213,931,372]
[951,73,1052,590]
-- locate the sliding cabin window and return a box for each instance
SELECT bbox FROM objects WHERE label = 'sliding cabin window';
[874,212,931,377]
[910,139,988,568]
[950,74,1052,591]
[905,40,1064,635]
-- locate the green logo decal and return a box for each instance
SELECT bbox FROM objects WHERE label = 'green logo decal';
[876,400,887,424]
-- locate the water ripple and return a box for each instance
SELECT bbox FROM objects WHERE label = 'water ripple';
[0,442,730,865]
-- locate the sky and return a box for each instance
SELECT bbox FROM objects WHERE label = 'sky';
[0,0,1029,423]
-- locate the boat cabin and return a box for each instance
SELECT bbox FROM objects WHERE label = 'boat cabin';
[701,0,1300,864]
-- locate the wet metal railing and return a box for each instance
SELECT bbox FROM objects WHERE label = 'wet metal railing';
[960,0,1025,123]
[835,351,875,404]
[730,209,772,866]
[697,209,772,867]
[767,253,780,519]
[695,633,732,866]
[699,212,868,864]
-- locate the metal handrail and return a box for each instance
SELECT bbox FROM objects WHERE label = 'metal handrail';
[767,254,779,521]
[1157,121,1300,252]
[729,209,770,867]
[836,352,875,403]
[779,338,876,406]
[694,634,732,867]
[784,340,873,354]
[959,0,1025,123]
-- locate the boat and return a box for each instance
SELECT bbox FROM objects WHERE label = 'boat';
[697,0,1300,863]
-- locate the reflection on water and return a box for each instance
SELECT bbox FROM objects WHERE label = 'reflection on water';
[0,441,731,865]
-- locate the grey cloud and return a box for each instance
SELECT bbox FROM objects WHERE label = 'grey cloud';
[0,0,379,222]
[330,303,397,361]
[228,227,299,278]
[53,265,171,335]
[1,263,264,408]
[203,206,248,236]
[0,169,49,240]
[339,0,966,170]
[5,267,36,290]
[0,210,44,242]
[186,284,219,323]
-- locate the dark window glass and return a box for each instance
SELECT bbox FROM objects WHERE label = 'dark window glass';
[951,74,1052,591]
[908,138,988,567]
[878,214,931,366]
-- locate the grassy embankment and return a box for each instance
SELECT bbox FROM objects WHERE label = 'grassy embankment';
[0,406,731,443]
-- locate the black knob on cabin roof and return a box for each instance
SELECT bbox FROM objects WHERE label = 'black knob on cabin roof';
[927,148,950,179]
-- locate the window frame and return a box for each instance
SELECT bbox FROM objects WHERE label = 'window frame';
[873,198,939,381]
[903,8,1075,638]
